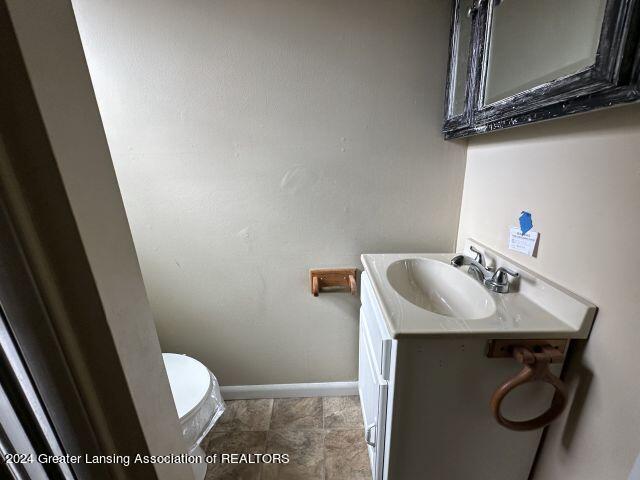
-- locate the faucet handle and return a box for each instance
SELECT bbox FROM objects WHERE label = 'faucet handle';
[492,267,519,282]
[485,267,519,293]
[470,245,485,267]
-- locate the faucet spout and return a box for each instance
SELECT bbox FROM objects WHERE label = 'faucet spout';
[450,254,470,267]
[467,261,493,283]
[451,247,519,294]
[451,245,486,268]
[451,254,492,281]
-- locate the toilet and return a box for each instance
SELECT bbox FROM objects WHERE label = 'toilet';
[163,353,225,480]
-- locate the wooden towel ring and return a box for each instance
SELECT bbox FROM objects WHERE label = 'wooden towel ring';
[490,346,568,431]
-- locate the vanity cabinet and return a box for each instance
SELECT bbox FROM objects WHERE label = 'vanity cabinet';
[358,318,388,480]
[358,273,392,480]
[358,272,565,480]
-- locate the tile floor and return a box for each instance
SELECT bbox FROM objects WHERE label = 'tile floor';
[203,396,372,480]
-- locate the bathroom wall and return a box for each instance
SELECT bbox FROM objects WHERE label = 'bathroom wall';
[4,0,191,476]
[457,106,640,480]
[72,0,467,385]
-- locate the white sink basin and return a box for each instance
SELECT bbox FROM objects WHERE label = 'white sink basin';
[386,258,496,320]
[361,239,597,338]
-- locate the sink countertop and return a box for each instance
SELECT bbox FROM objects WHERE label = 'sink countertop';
[361,240,597,339]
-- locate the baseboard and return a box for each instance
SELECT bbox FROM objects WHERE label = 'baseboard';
[220,381,358,400]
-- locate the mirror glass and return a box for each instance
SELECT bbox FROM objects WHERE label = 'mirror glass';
[484,0,607,105]
[450,0,475,116]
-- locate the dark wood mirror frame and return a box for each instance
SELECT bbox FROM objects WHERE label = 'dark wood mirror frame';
[444,0,640,139]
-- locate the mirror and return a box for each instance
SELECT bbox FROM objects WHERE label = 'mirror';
[450,0,475,116]
[443,0,639,139]
[484,0,608,105]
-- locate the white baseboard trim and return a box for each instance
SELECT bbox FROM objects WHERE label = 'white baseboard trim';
[220,381,358,400]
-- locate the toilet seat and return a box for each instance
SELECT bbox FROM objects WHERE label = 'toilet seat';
[163,353,212,418]
[162,353,225,454]
[162,353,225,480]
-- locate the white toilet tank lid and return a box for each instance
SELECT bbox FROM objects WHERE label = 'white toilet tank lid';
[162,353,212,418]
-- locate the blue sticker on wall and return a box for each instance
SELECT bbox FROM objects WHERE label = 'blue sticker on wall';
[519,211,533,235]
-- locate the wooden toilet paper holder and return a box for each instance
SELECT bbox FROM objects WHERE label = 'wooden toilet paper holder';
[310,268,358,297]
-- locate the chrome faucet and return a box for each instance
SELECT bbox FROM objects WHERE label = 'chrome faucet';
[451,246,519,294]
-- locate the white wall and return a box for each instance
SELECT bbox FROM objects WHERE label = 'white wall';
[72,0,467,385]
[457,106,640,480]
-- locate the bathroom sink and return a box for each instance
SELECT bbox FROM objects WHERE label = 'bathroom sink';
[361,239,597,338]
[386,258,496,320]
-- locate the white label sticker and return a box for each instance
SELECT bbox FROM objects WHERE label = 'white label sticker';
[508,227,539,256]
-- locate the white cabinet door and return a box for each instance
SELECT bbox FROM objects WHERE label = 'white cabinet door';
[358,309,388,480]
[360,272,393,380]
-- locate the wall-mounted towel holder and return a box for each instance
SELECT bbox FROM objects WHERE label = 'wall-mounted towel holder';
[487,339,568,431]
[310,268,358,297]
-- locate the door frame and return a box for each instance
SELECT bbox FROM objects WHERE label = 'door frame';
[0,1,192,478]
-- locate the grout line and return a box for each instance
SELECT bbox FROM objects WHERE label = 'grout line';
[321,397,326,480]
[267,398,274,430]
[322,422,327,480]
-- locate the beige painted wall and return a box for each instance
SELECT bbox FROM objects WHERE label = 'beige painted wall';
[457,106,640,480]
[5,0,191,477]
[72,0,467,385]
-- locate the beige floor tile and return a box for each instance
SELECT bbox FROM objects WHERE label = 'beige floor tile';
[202,396,372,480]
[323,396,364,430]
[217,399,274,431]
[270,397,323,430]
[324,429,371,480]
[262,430,324,480]
[204,430,266,480]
